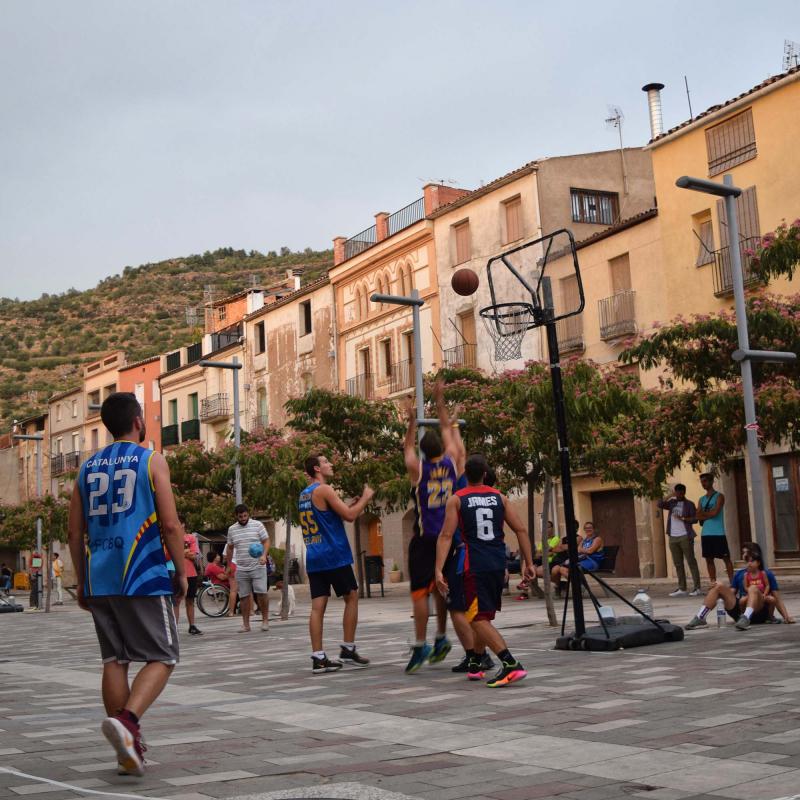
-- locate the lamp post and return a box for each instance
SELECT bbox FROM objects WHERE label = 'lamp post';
[13,433,44,611]
[199,357,243,505]
[676,174,797,554]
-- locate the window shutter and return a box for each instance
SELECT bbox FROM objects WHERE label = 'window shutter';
[455,222,471,264]
[505,198,521,243]
[717,185,760,246]
[695,219,715,266]
[610,253,632,293]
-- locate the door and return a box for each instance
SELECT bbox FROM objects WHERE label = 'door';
[368,518,383,557]
[733,461,752,550]
[590,489,640,577]
[770,454,800,557]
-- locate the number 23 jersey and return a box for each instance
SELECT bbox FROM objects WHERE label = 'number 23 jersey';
[457,485,506,573]
[78,441,172,597]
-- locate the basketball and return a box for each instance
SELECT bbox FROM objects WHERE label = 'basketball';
[248,542,264,559]
[451,268,479,296]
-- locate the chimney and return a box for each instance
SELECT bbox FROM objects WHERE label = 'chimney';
[292,268,303,290]
[642,83,665,139]
[375,212,389,242]
[333,236,346,266]
[423,183,472,216]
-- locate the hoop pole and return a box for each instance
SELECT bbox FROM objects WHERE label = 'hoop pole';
[540,278,585,638]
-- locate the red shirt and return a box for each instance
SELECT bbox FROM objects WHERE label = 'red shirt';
[204,562,228,586]
[184,533,199,578]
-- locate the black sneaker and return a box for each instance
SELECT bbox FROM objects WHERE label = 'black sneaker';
[312,655,343,674]
[339,646,370,667]
[451,654,471,673]
[188,625,203,635]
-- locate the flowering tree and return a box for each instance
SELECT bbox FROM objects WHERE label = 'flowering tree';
[0,494,70,549]
[749,220,800,282]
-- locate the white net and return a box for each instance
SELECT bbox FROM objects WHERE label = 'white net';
[480,303,535,361]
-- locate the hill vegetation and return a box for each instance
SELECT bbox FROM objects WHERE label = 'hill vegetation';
[0,246,332,428]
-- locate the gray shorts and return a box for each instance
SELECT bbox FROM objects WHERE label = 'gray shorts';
[236,566,268,598]
[87,595,179,665]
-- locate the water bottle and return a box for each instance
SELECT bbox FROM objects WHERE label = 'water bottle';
[632,588,654,619]
[716,598,726,627]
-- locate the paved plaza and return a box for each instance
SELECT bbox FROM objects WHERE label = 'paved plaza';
[1,583,800,800]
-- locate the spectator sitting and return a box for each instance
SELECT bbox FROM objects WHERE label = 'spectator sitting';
[686,543,795,630]
[516,522,564,600]
[0,563,12,594]
[271,578,296,617]
[551,522,604,593]
[205,552,229,587]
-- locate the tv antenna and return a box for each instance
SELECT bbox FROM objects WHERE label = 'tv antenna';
[605,105,628,199]
[783,39,800,71]
[185,307,198,326]
[418,177,459,186]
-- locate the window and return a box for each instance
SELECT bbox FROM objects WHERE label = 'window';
[504,196,522,243]
[302,372,313,393]
[359,347,371,377]
[152,382,160,402]
[72,399,78,417]
[609,253,632,293]
[354,288,363,321]
[91,428,99,450]
[88,390,100,413]
[188,393,199,419]
[56,404,62,422]
[168,399,178,425]
[379,339,392,378]
[716,185,761,245]
[454,220,471,264]
[706,108,756,176]
[103,383,116,399]
[693,212,715,267]
[299,300,312,336]
[402,330,414,362]
[255,321,266,354]
[134,382,145,408]
[72,432,80,453]
[570,189,619,225]
[255,387,268,428]
[218,305,226,322]
[55,437,62,454]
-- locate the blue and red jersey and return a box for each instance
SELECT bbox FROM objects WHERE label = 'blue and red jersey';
[456,484,506,573]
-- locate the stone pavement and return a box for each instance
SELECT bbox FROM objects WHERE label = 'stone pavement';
[1,583,799,800]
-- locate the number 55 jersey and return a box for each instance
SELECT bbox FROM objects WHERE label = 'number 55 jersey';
[457,485,506,573]
[78,441,172,597]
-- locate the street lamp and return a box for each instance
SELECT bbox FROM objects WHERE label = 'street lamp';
[676,173,797,555]
[12,433,44,610]
[198,356,243,505]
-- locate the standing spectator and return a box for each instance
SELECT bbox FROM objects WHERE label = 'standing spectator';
[0,562,12,594]
[52,551,65,605]
[225,504,270,632]
[175,515,202,636]
[696,473,733,583]
[658,484,701,597]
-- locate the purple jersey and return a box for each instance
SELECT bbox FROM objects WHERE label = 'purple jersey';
[412,455,456,538]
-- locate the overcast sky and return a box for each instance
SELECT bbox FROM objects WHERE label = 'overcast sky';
[1,1,796,301]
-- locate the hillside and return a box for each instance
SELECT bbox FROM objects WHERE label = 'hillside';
[0,247,332,428]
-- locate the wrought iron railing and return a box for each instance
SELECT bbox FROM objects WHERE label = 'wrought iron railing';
[556,316,584,355]
[712,236,762,297]
[161,424,179,447]
[249,413,270,434]
[50,454,65,477]
[442,343,477,369]
[346,373,374,400]
[389,359,414,394]
[181,418,200,442]
[166,351,181,372]
[64,451,80,471]
[200,393,230,422]
[344,225,377,261]
[210,325,241,352]
[186,341,203,364]
[388,197,425,236]
[599,290,636,341]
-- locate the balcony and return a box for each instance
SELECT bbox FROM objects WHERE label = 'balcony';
[712,237,762,297]
[165,351,181,372]
[599,290,636,341]
[249,414,270,435]
[210,325,241,352]
[346,373,374,400]
[200,393,230,422]
[181,418,200,442]
[64,451,80,471]
[186,341,203,364]
[556,316,585,355]
[50,454,64,477]
[344,225,377,261]
[443,343,477,369]
[389,359,415,394]
[161,424,179,447]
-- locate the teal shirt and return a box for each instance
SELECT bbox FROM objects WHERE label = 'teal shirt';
[699,491,725,536]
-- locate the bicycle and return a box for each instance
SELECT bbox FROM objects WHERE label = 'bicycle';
[196,580,231,617]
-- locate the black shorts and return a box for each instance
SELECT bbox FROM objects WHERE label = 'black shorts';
[308,565,358,599]
[463,569,505,622]
[726,600,769,624]
[408,535,438,596]
[185,576,198,600]
[701,536,730,559]
[87,595,179,665]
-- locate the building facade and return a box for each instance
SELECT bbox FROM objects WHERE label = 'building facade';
[82,351,125,456]
[48,387,84,497]
[118,356,162,452]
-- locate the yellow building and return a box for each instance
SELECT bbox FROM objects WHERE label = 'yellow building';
[644,67,800,570]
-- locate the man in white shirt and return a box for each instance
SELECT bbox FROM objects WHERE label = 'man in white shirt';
[224,504,270,632]
[658,484,701,597]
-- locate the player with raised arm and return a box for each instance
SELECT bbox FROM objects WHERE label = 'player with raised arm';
[403,381,459,673]
[435,454,534,687]
[300,455,374,674]
[68,392,186,777]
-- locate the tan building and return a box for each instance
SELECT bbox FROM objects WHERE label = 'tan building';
[243,276,336,431]
[82,351,125,455]
[48,387,84,496]
[429,149,655,373]
[15,412,49,503]
[642,67,800,570]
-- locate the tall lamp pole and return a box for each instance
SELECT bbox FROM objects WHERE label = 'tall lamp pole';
[676,175,796,554]
[13,433,44,611]
[199,357,243,504]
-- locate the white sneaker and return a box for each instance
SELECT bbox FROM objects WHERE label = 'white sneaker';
[689,588,702,597]
[669,589,688,597]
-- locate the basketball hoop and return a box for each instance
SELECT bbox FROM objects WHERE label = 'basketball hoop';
[479,302,536,361]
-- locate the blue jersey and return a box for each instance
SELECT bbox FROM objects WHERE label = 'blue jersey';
[412,455,456,538]
[732,567,779,598]
[78,441,171,597]
[299,482,353,573]
[457,485,506,573]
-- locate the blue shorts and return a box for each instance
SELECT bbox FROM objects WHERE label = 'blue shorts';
[579,556,602,572]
